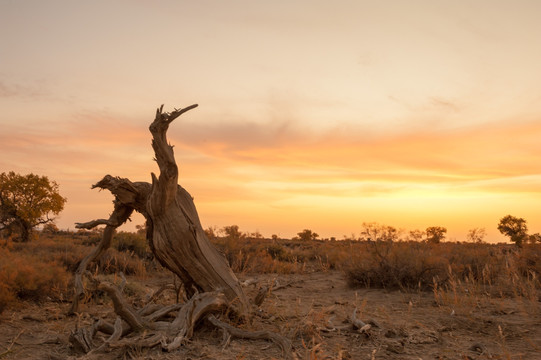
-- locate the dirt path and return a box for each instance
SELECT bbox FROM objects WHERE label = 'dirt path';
[1,271,539,359]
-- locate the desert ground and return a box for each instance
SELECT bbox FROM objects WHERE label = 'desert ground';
[1,267,539,360]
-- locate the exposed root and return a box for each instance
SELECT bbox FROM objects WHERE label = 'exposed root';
[143,283,176,305]
[68,200,134,315]
[207,315,295,359]
[69,275,294,358]
[97,281,147,331]
[0,330,24,358]
[87,317,122,354]
[68,104,288,358]
[69,324,96,354]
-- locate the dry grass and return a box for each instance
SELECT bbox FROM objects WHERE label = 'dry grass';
[0,228,539,359]
[1,228,539,319]
[0,230,154,314]
[345,241,540,292]
[0,247,70,313]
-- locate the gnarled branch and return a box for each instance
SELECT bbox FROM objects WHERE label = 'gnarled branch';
[69,104,288,357]
[68,201,133,315]
[207,315,294,358]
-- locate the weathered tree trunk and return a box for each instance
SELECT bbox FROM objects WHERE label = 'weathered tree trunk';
[146,105,248,313]
[71,104,248,314]
[69,105,293,358]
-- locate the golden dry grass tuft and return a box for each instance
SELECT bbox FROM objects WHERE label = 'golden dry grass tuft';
[345,240,541,296]
[0,247,70,313]
[0,230,154,314]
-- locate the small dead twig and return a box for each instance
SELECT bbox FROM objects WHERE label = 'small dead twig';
[207,315,294,358]
[350,308,371,334]
[320,315,350,333]
[0,329,24,358]
[143,283,176,306]
[253,279,296,307]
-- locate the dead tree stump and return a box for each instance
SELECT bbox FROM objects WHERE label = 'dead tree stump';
[71,104,248,315]
[69,105,292,358]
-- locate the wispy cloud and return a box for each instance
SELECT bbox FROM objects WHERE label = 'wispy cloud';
[0,80,47,99]
[147,116,541,231]
[2,104,540,237]
[175,117,541,184]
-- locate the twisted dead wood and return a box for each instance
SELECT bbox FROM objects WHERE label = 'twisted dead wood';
[70,104,247,314]
[69,104,291,357]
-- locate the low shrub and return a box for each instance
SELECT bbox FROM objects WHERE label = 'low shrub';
[96,248,147,276]
[344,240,541,294]
[515,244,541,277]
[112,231,148,258]
[211,237,306,274]
[0,248,70,313]
[345,241,448,290]
[0,231,154,313]
[0,282,15,314]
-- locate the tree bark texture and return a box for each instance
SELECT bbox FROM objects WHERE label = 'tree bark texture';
[147,105,248,313]
[72,104,248,314]
[68,105,295,359]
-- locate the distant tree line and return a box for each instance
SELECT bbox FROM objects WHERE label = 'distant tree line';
[204,217,540,247]
[2,171,539,248]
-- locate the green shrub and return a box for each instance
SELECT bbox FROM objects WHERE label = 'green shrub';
[112,231,148,258]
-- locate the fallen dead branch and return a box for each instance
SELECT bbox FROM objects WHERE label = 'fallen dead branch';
[320,308,375,335]
[207,315,294,359]
[69,270,295,357]
[0,329,24,358]
[349,308,372,334]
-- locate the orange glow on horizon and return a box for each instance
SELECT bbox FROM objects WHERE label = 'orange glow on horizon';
[1,1,541,243]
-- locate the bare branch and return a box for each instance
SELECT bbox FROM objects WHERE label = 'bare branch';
[169,292,227,336]
[68,203,133,315]
[75,219,116,230]
[349,308,371,333]
[98,282,147,331]
[143,304,183,323]
[207,315,293,358]
[165,104,198,123]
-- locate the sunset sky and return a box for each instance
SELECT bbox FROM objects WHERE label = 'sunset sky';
[1,1,541,242]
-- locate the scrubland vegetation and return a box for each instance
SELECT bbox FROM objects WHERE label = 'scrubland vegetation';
[0,230,152,314]
[0,224,539,359]
[1,224,539,315]
[2,160,539,357]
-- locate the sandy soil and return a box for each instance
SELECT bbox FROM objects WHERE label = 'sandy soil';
[0,271,539,359]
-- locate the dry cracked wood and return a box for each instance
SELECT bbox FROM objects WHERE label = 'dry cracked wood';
[208,315,294,358]
[70,104,248,315]
[69,104,292,358]
[70,276,293,357]
[147,105,247,314]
